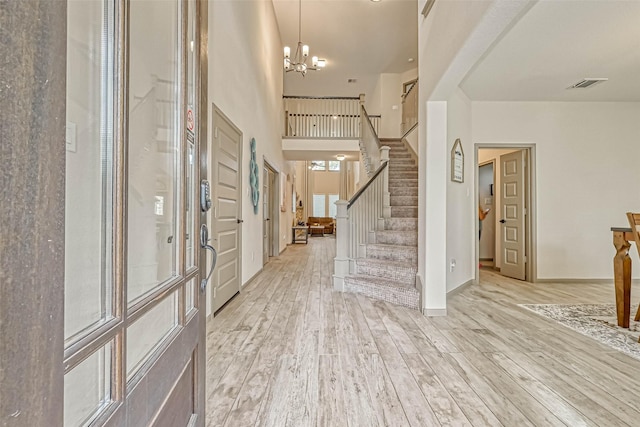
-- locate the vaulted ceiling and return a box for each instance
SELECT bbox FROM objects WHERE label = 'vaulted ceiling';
[273,0,640,102]
[272,0,419,98]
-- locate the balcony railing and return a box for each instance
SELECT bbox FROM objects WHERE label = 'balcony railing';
[283,95,379,138]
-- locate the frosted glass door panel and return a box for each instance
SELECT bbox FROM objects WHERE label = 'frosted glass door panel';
[127,0,180,302]
[64,0,114,342]
[64,342,112,427]
[126,292,178,379]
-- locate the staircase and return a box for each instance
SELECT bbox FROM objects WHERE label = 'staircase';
[343,138,420,310]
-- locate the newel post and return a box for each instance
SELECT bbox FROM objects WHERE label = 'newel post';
[333,200,350,291]
[380,146,391,218]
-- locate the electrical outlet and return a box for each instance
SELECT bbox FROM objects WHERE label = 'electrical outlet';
[449,258,456,272]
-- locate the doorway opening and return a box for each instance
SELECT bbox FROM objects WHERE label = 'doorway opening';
[476,146,536,282]
[263,161,279,265]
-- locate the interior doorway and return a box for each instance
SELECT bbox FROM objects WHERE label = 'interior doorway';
[476,146,536,282]
[263,162,279,265]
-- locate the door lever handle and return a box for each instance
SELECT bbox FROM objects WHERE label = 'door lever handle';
[499,219,506,224]
[200,224,217,293]
[237,219,244,224]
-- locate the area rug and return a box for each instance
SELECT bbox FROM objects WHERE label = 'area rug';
[518,304,640,361]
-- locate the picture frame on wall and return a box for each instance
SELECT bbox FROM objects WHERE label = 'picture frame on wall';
[451,138,464,183]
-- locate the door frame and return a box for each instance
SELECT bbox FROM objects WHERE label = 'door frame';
[263,159,280,261]
[474,144,537,283]
[478,159,496,266]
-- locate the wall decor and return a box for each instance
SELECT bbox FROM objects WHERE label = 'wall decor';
[451,138,464,183]
[249,138,260,214]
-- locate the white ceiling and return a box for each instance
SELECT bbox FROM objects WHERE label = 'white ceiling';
[272,0,418,97]
[461,1,640,102]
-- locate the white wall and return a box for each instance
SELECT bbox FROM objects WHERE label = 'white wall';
[368,73,404,138]
[210,0,293,293]
[473,102,640,279]
[445,89,473,293]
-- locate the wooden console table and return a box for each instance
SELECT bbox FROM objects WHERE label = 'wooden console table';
[292,226,308,244]
[612,227,634,328]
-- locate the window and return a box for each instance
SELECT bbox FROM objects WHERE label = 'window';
[328,161,340,171]
[312,194,325,217]
[312,194,339,218]
[310,161,325,171]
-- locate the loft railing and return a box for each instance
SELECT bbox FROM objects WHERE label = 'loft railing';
[333,146,390,291]
[283,95,380,137]
[401,79,418,135]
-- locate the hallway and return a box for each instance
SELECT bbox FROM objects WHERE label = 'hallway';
[206,237,640,426]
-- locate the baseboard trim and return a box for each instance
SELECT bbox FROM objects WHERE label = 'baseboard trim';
[242,268,263,288]
[535,278,640,285]
[447,279,474,297]
[423,308,447,317]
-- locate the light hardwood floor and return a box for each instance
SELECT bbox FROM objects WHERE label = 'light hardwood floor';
[206,237,640,427]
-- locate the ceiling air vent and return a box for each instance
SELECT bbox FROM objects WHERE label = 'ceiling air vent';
[567,78,608,89]
[347,78,357,84]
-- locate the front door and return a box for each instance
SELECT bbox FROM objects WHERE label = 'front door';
[211,107,242,314]
[62,0,206,425]
[499,150,526,280]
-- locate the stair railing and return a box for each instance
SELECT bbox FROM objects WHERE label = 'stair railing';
[334,145,390,291]
[401,79,418,135]
[359,104,382,177]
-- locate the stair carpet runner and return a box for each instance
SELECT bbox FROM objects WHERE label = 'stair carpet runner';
[343,138,420,310]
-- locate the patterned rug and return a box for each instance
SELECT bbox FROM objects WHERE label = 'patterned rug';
[519,304,640,361]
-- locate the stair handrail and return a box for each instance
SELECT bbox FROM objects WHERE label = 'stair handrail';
[401,122,419,159]
[359,105,382,177]
[347,161,387,209]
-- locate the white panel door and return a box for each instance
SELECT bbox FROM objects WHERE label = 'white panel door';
[212,108,242,313]
[500,150,526,280]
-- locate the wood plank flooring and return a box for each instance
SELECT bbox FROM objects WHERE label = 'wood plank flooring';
[206,237,640,426]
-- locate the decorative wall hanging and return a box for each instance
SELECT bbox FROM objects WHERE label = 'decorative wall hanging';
[249,138,260,214]
[451,138,464,183]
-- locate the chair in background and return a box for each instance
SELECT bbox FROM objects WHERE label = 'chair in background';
[625,212,640,329]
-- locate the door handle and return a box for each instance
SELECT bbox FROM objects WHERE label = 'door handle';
[200,224,217,294]
[499,219,506,224]
[237,219,244,224]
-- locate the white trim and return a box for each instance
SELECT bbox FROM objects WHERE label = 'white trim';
[424,308,447,317]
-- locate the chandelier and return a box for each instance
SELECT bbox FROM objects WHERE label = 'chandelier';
[284,0,326,77]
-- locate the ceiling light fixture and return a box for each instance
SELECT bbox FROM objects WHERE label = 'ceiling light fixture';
[284,0,326,77]
[336,154,346,161]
